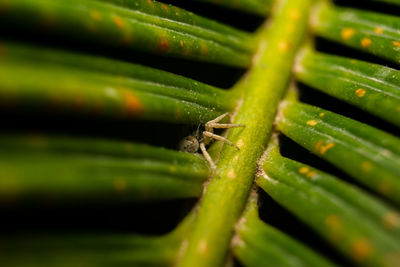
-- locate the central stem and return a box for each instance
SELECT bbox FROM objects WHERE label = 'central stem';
[177,1,312,266]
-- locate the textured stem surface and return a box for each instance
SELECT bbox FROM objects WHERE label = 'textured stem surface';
[177,0,312,266]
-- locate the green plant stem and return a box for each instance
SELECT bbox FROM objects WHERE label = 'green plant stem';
[257,141,400,266]
[0,42,238,124]
[295,48,400,127]
[233,192,337,267]
[177,1,312,266]
[0,135,209,204]
[0,0,254,67]
[277,101,400,204]
[194,0,274,16]
[312,1,400,64]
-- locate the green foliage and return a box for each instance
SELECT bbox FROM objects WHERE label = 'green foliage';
[0,42,236,123]
[0,0,254,67]
[233,194,336,267]
[277,101,400,204]
[194,0,273,16]
[295,48,400,127]
[1,0,400,266]
[0,135,208,204]
[258,143,400,266]
[313,2,400,64]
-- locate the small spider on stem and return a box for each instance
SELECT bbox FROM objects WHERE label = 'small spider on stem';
[179,113,245,172]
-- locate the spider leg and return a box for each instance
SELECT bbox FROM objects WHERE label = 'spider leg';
[200,142,216,171]
[203,131,240,150]
[206,123,245,129]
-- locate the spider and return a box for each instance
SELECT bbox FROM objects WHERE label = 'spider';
[179,113,245,171]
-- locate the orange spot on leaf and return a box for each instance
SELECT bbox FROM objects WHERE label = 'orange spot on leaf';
[352,238,373,262]
[320,142,335,155]
[113,16,124,29]
[122,90,143,116]
[299,167,309,174]
[156,37,170,53]
[355,88,366,98]
[361,38,372,48]
[114,178,127,192]
[393,41,400,47]
[306,120,318,126]
[341,28,355,40]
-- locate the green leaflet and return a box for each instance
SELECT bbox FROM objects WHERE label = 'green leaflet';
[277,101,400,204]
[1,234,177,266]
[0,0,254,67]
[233,194,337,267]
[194,0,273,16]
[313,2,400,64]
[0,42,237,124]
[0,135,209,204]
[257,144,400,266]
[295,49,400,127]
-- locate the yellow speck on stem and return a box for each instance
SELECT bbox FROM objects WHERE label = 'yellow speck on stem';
[289,9,301,20]
[355,88,366,98]
[352,238,373,262]
[278,41,291,53]
[361,38,372,48]
[198,240,208,254]
[306,119,318,126]
[319,113,325,117]
[227,169,236,179]
[341,28,355,40]
[393,41,400,47]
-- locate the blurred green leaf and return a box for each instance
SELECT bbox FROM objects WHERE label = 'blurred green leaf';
[0,0,254,67]
[295,48,400,127]
[0,135,209,204]
[277,101,400,204]
[257,143,400,266]
[313,2,400,64]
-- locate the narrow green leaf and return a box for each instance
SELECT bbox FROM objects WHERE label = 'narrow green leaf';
[0,42,237,124]
[233,194,337,267]
[295,49,400,127]
[277,101,400,204]
[1,234,177,267]
[194,0,273,16]
[313,2,400,64]
[0,135,209,204]
[257,143,400,266]
[0,0,254,67]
